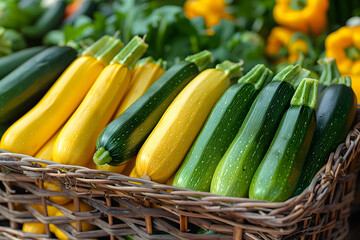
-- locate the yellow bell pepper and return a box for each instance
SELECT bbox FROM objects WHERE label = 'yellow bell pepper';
[273,0,329,35]
[325,26,360,102]
[266,27,309,63]
[325,26,360,74]
[184,0,233,32]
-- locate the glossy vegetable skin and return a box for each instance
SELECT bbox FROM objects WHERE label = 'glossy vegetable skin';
[135,61,241,183]
[173,64,272,192]
[0,46,77,124]
[1,36,123,156]
[53,36,147,167]
[211,65,310,198]
[0,46,46,79]
[94,51,211,166]
[295,77,357,195]
[249,78,318,202]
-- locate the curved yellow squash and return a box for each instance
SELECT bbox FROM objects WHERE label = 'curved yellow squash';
[49,201,95,240]
[34,129,61,161]
[114,61,165,117]
[96,162,127,173]
[1,56,104,156]
[22,222,46,234]
[53,63,131,166]
[135,68,231,183]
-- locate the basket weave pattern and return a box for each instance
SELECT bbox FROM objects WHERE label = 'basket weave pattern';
[0,123,359,240]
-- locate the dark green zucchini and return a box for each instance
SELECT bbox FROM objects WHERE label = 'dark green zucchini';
[317,57,340,95]
[0,46,77,124]
[22,1,66,40]
[210,65,310,198]
[294,77,357,195]
[172,64,273,192]
[93,51,212,165]
[249,78,318,202]
[0,46,47,79]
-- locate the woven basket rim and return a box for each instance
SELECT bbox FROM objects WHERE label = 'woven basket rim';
[0,121,359,235]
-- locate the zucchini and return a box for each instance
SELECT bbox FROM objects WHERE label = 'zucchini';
[0,46,77,124]
[22,1,66,40]
[94,51,211,166]
[294,77,357,195]
[249,78,318,202]
[172,64,273,192]
[210,65,310,198]
[134,61,241,183]
[0,46,46,79]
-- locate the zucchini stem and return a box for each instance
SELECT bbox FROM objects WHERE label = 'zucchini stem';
[111,36,149,69]
[185,50,212,72]
[238,64,273,90]
[82,35,123,66]
[215,60,243,80]
[291,78,319,109]
[272,64,310,89]
[93,147,112,165]
[318,57,340,87]
[332,76,351,87]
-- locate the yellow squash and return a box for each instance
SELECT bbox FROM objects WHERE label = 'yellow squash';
[1,36,123,156]
[43,181,72,205]
[114,57,165,117]
[22,222,46,234]
[34,128,61,161]
[49,201,94,240]
[52,36,147,167]
[135,61,241,183]
[102,58,164,174]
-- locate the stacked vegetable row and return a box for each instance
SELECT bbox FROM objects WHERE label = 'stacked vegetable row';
[0,35,357,205]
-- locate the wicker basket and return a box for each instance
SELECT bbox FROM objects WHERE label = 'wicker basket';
[0,120,359,240]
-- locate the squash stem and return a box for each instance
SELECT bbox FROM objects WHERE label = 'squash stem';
[215,60,243,80]
[238,64,273,90]
[332,76,351,87]
[290,78,318,109]
[82,35,123,66]
[318,57,340,87]
[93,147,112,165]
[185,50,212,72]
[111,36,149,69]
[272,64,311,89]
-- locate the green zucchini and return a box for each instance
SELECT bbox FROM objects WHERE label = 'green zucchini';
[317,57,340,95]
[0,46,47,79]
[294,77,357,195]
[93,51,211,165]
[249,78,318,202]
[210,65,310,198]
[0,46,77,124]
[22,1,66,40]
[172,64,273,192]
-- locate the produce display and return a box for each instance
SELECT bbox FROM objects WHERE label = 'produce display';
[0,0,360,238]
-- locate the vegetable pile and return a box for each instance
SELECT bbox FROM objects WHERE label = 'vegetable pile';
[0,0,359,208]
